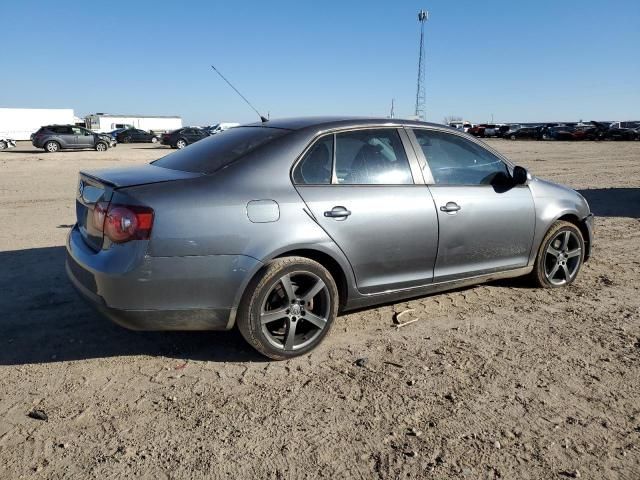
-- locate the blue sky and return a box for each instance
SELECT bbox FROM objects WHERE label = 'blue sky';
[2,0,639,125]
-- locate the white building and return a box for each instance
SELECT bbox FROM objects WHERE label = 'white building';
[0,108,75,140]
[85,114,182,134]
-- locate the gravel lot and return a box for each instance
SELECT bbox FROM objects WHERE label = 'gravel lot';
[1,140,639,479]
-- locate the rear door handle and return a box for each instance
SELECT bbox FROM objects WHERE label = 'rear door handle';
[440,202,461,213]
[324,206,351,219]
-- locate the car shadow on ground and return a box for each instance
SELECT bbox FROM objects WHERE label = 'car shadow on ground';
[0,149,48,154]
[0,246,265,366]
[578,188,640,219]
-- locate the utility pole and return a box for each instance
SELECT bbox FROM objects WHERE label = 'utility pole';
[414,9,429,121]
[390,98,395,119]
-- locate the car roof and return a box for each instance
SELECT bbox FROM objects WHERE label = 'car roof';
[244,116,455,132]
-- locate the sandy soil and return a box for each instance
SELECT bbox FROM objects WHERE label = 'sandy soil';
[0,140,639,479]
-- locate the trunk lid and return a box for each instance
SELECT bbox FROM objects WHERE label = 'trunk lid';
[76,164,202,251]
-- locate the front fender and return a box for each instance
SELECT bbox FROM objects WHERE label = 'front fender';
[527,177,593,265]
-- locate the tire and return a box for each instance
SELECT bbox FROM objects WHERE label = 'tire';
[176,139,187,149]
[510,134,516,140]
[237,256,339,360]
[123,136,132,144]
[151,137,158,143]
[0,141,6,150]
[530,220,585,288]
[44,141,60,153]
[95,142,107,152]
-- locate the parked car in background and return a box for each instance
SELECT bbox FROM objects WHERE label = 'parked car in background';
[605,126,637,141]
[161,127,208,149]
[448,121,474,132]
[497,124,522,138]
[468,124,499,138]
[32,125,115,152]
[609,121,640,130]
[504,127,542,140]
[107,128,130,140]
[205,122,241,135]
[541,126,574,140]
[115,128,160,144]
[66,117,593,359]
[0,136,17,150]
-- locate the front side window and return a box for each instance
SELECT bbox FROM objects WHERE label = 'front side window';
[413,129,510,185]
[334,129,413,185]
[293,136,333,185]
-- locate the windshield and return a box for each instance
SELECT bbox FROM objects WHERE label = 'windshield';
[152,126,290,174]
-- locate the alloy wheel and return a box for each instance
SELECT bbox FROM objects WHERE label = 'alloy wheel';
[46,142,58,152]
[544,230,582,286]
[260,272,330,351]
[177,140,186,149]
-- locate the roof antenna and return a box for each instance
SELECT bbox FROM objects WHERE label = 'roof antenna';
[210,65,268,123]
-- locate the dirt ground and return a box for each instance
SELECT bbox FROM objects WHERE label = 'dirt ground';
[0,139,639,479]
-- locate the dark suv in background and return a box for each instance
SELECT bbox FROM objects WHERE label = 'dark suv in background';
[161,127,208,149]
[32,125,115,152]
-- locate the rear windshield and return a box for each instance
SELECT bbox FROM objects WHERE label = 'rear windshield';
[153,126,289,174]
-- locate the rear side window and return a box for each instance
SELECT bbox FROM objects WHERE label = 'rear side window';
[52,126,73,134]
[293,136,333,185]
[153,126,289,174]
[413,129,509,185]
[335,129,413,185]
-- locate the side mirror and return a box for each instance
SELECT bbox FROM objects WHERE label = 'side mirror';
[512,165,529,185]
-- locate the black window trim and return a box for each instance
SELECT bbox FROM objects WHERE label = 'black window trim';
[405,126,518,187]
[291,126,423,187]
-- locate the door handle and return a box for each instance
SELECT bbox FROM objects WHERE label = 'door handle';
[324,206,351,219]
[440,202,461,213]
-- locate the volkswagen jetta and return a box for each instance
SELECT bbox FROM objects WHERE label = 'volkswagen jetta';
[66,117,594,359]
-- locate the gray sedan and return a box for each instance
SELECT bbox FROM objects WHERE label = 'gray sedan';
[66,117,593,359]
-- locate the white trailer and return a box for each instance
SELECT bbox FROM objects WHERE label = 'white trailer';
[0,108,75,140]
[85,114,182,134]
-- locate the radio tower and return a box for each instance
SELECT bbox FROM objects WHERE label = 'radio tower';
[414,9,429,121]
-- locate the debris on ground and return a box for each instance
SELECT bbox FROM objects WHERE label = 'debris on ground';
[27,409,48,421]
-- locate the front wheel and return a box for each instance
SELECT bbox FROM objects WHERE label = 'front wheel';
[237,257,339,360]
[531,220,585,288]
[95,142,107,152]
[176,139,187,149]
[0,141,6,150]
[151,137,158,143]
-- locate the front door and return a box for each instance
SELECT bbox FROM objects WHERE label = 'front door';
[74,127,94,148]
[294,128,439,294]
[410,128,535,282]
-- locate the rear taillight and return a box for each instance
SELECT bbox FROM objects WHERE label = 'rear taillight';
[93,202,154,243]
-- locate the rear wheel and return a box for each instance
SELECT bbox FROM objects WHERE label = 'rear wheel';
[45,141,60,153]
[176,139,187,149]
[95,142,107,152]
[237,257,339,360]
[0,141,6,150]
[510,134,516,140]
[531,220,584,288]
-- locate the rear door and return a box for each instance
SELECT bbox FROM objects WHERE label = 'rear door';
[53,126,75,148]
[409,128,535,282]
[294,128,439,294]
